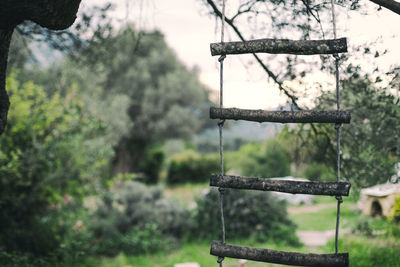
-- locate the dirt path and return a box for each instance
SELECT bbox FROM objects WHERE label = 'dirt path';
[296,229,350,246]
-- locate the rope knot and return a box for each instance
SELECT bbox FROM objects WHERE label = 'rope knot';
[218,55,226,62]
[218,119,225,127]
[217,256,225,264]
[218,187,225,194]
[334,123,341,130]
[335,195,343,203]
[333,53,340,61]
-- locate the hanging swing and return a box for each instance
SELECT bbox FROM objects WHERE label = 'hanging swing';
[209,0,351,266]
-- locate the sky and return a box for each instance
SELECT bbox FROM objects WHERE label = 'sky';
[89,0,400,109]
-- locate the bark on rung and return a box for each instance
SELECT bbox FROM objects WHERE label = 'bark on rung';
[210,174,351,196]
[210,38,347,56]
[210,107,351,124]
[210,241,349,267]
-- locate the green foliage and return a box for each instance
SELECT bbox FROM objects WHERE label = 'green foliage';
[81,26,212,173]
[231,139,291,177]
[91,181,191,256]
[0,73,113,260]
[167,150,219,184]
[296,69,400,189]
[137,147,165,184]
[388,196,400,223]
[325,235,400,267]
[194,188,300,246]
[304,162,334,181]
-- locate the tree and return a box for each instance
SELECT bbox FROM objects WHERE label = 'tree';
[80,26,212,176]
[0,0,82,135]
[285,66,400,189]
[369,0,400,15]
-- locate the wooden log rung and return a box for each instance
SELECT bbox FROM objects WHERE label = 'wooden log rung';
[210,37,347,56]
[210,107,351,124]
[210,241,349,267]
[210,174,351,196]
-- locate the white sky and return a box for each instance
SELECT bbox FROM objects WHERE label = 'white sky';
[89,0,400,109]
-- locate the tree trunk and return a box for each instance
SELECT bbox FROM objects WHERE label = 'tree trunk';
[0,28,13,134]
[0,0,82,135]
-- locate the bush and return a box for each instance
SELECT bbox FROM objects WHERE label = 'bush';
[91,181,192,256]
[388,196,400,223]
[304,162,334,181]
[193,188,300,246]
[0,74,111,263]
[167,150,219,184]
[232,140,291,177]
[138,147,165,184]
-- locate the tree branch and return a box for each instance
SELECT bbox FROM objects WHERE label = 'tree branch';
[210,107,351,124]
[205,0,301,109]
[369,0,400,15]
[210,241,349,266]
[210,174,351,196]
[210,38,347,56]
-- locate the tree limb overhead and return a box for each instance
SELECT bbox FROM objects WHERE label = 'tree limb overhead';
[369,0,400,15]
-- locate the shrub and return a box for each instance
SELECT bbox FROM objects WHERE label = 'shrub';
[388,196,400,223]
[193,188,300,246]
[138,147,165,184]
[233,140,291,178]
[304,162,335,181]
[91,181,192,256]
[167,150,219,184]
[0,74,111,263]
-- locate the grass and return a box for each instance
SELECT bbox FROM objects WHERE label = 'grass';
[324,234,400,267]
[288,195,359,231]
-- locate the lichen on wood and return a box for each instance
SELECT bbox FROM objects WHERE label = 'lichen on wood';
[210,107,351,124]
[210,174,351,196]
[210,241,349,267]
[210,38,347,56]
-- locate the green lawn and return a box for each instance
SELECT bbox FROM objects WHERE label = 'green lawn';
[288,196,359,231]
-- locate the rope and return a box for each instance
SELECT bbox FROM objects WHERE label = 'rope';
[217,1,226,266]
[330,0,343,255]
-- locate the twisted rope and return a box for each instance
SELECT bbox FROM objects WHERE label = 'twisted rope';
[331,0,343,255]
[217,1,226,266]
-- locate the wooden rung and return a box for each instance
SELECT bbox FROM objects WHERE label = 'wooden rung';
[210,241,349,267]
[210,38,347,56]
[210,107,351,124]
[210,174,351,196]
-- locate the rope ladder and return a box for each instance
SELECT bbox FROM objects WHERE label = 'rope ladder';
[209,0,351,266]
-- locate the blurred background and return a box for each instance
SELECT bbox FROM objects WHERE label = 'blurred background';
[0,0,399,266]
